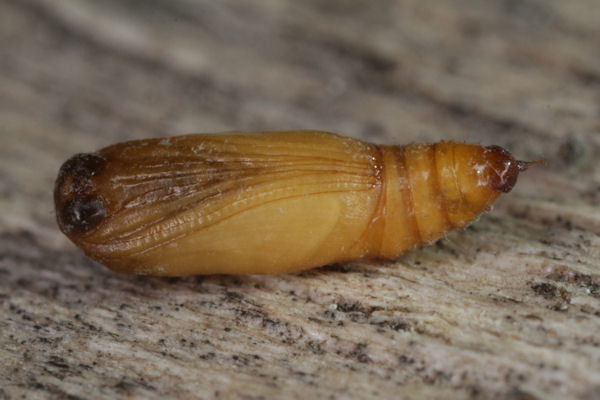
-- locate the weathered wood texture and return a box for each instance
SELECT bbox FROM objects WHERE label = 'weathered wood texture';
[1,1,599,399]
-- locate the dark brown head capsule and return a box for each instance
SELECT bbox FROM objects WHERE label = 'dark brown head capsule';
[54,153,108,235]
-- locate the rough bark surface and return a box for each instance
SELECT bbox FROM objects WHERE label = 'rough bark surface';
[1,1,599,399]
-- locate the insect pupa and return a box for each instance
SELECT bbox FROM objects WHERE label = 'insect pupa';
[54,130,538,276]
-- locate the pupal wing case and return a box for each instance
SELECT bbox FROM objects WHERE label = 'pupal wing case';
[54,130,530,276]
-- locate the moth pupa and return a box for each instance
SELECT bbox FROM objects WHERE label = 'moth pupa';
[54,131,537,275]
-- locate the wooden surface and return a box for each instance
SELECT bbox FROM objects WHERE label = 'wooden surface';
[1,1,599,399]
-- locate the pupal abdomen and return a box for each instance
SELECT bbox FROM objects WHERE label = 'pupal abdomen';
[54,131,529,276]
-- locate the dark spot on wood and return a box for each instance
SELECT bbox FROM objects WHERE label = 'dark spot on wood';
[531,282,559,300]
[225,291,244,302]
[570,66,600,87]
[508,386,540,400]
[398,355,415,365]
[199,352,216,360]
[523,314,543,321]
[46,356,70,370]
[351,343,371,363]
[489,294,523,305]
[546,268,600,298]
[558,137,586,166]
[307,341,325,355]
[337,302,363,313]
[377,320,411,332]
[531,282,572,311]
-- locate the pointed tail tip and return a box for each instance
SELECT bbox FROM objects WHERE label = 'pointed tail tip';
[517,159,547,172]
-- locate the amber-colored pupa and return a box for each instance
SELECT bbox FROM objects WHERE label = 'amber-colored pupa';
[54,131,536,275]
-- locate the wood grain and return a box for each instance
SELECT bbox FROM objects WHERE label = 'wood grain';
[1,0,599,399]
